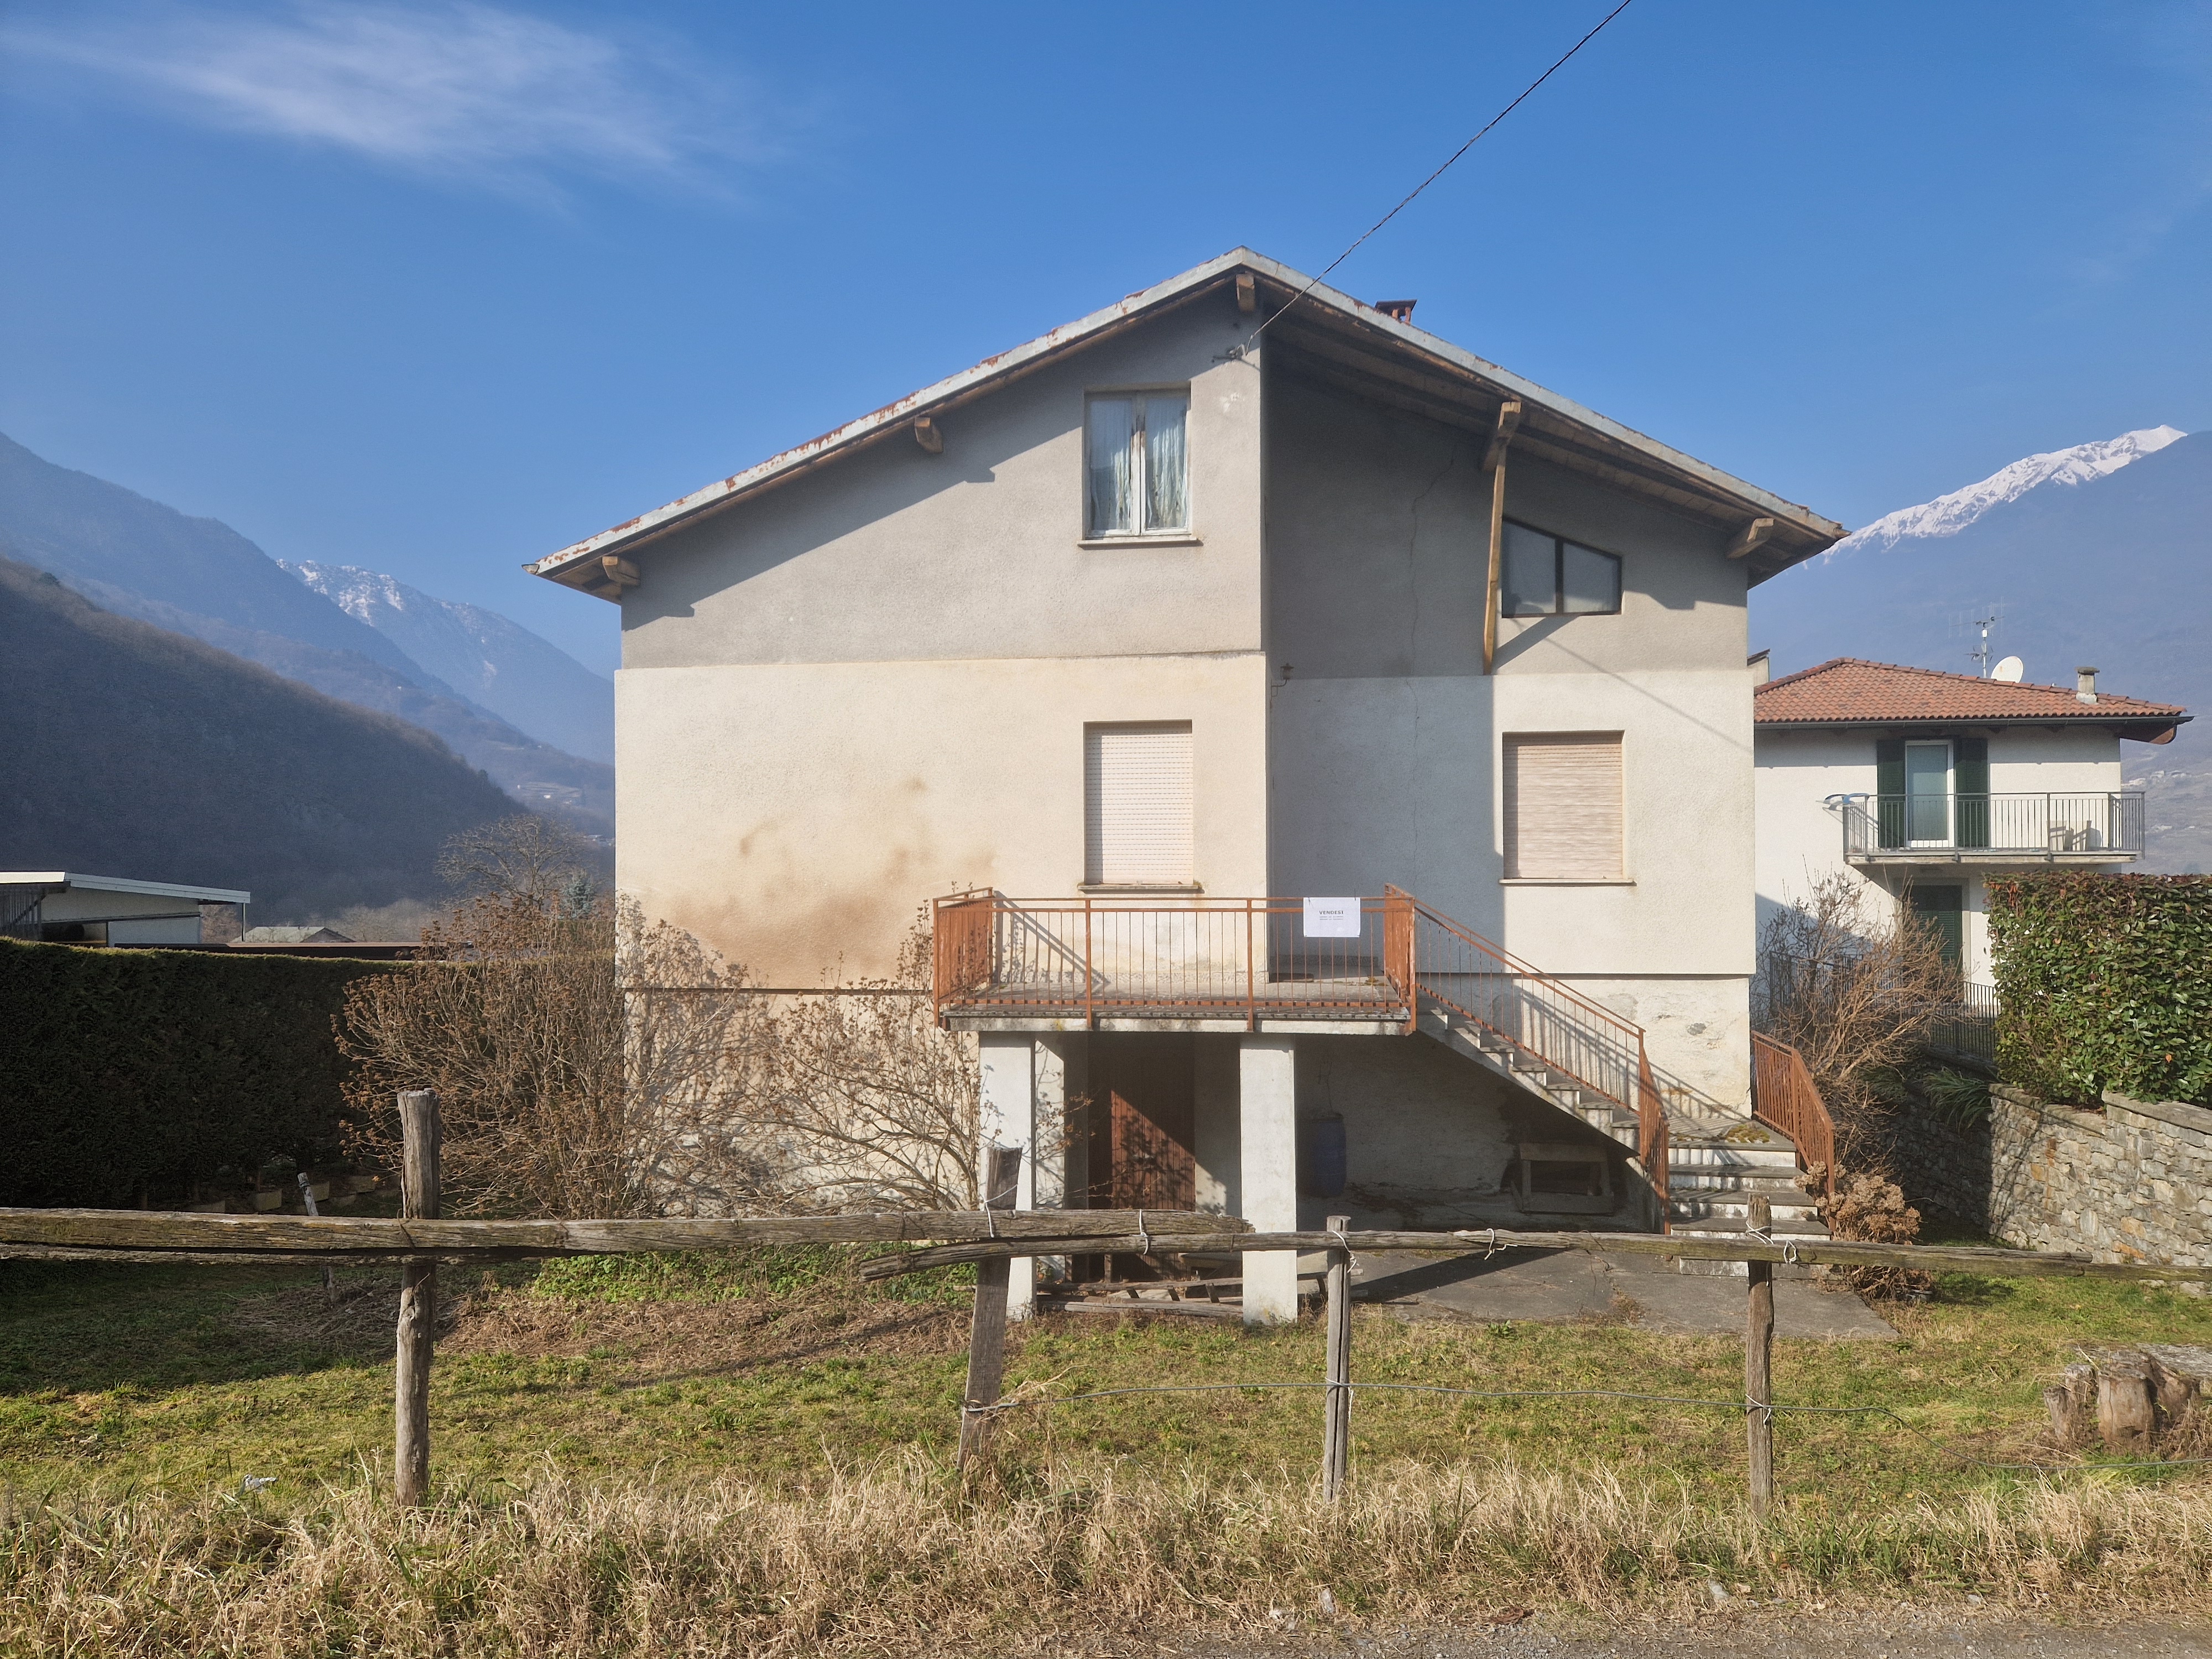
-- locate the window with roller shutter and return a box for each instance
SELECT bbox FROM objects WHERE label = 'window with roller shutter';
[1503,733,1624,879]
[1084,722,1194,887]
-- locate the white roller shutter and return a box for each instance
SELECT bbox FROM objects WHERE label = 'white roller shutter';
[1504,733,1623,879]
[1085,722,1194,886]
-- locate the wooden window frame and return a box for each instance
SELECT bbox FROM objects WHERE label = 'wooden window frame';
[1083,390,1193,542]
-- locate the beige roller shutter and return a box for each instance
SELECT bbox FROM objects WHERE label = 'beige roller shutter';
[1504,733,1623,879]
[1085,722,1194,885]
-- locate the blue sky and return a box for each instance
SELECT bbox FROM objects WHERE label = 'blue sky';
[3,0,2208,677]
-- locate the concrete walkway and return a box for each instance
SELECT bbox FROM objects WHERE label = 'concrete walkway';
[1349,1247,1898,1340]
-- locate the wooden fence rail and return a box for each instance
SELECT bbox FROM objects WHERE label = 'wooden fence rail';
[7,1093,2210,1510]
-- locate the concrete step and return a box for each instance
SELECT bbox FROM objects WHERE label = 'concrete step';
[1666,1196,1822,1225]
[1666,1168,1809,1194]
[1663,1215,1831,1277]
[1667,1142,1801,1173]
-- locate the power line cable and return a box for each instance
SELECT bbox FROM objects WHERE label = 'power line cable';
[1248,0,1640,345]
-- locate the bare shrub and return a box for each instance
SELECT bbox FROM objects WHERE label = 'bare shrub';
[337,891,772,1218]
[339,867,982,1218]
[1814,1168,1932,1300]
[743,922,985,1213]
[1755,872,1958,1173]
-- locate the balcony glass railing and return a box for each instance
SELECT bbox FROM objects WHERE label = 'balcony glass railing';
[1841,793,2143,858]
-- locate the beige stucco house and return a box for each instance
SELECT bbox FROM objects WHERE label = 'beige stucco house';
[531,249,1848,1317]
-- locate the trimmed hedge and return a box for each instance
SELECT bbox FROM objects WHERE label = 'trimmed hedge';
[0,940,395,1207]
[1985,872,2212,1107]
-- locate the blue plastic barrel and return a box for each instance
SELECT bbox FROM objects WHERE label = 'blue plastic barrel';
[1300,1113,1348,1198]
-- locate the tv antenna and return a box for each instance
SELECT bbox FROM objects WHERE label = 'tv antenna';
[1952,605,2002,676]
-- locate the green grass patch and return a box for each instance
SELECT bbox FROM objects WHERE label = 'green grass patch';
[4,1246,2210,1512]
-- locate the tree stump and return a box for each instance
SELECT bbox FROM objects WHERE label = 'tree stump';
[2080,1346,2155,1452]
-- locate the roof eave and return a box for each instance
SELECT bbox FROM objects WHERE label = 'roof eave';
[1755,713,2191,736]
[529,248,1848,589]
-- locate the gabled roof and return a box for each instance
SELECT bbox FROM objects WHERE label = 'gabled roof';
[529,248,1846,597]
[1754,659,2189,742]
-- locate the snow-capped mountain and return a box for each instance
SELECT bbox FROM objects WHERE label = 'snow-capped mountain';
[1831,425,2187,555]
[283,561,613,764]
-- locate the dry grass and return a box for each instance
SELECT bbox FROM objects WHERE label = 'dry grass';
[6,1457,2212,1656]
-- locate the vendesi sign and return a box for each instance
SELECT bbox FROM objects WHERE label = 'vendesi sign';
[1302,897,1361,938]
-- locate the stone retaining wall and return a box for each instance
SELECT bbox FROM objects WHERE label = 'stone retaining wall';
[1885,1086,2212,1275]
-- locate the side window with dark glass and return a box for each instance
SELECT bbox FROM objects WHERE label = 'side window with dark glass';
[1498,520,1621,616]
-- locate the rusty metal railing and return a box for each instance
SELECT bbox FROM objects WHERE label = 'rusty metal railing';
[933,886,1678,1219]
[929,893,1413,1026]
[1400,891,1666,1200]
[1750,1031,1834,1201]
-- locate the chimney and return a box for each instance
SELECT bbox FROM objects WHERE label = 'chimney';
[1748,649,1772,686]
[1373,299,1417,324]
[2075,666,2099,704]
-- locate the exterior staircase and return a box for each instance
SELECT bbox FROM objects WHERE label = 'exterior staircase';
[931,887,1840,1254]
[1417,1009,1642,1149]
[1662,1116,1830,1276]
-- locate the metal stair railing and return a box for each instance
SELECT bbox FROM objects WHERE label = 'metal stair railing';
[1395,888,1668,1205]
[1750,1031,1834,1201]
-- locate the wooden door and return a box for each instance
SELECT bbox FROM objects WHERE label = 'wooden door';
[1084,1035,1196,1280]
[1088,1034,1196,1209]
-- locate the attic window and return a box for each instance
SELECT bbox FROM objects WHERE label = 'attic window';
[1086,394,1189,537]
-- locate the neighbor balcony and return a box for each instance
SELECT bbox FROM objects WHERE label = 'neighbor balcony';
[1840,793,2145,863]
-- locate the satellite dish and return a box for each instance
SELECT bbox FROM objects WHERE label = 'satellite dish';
[1992,656,2025,683]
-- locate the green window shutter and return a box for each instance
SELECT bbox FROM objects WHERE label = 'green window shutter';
[1876,738,1906,848]
[1955,735,1990,849]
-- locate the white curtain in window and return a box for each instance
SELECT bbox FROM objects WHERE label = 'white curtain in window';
[1144,395,1188,530]
[1087,399,1134,536]
[1500,521,1556,616]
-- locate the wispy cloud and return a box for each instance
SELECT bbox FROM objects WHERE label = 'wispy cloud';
[1,2,782,200]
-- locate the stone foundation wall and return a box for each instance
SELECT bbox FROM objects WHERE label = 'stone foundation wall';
[1885,1086,2212,1274]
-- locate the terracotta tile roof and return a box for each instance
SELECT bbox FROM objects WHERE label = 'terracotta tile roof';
[1754,658,2189,732]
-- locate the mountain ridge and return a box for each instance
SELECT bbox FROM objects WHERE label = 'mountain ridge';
[0,432,614,833]
[1832,425,2187,554]
[283,560,613,763]
[0,554,516,917]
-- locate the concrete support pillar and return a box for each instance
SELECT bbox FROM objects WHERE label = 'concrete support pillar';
[1238,1035,1299,1324]
[978,1032,1036,1321]
[1032,1035,1082,1291]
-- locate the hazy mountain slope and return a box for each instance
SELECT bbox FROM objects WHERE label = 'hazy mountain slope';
[1752,429,2210,872]
[283,561,614,763]
[0,432,423,677]
[0,555,516,919]
[0,432,614,835]
[67,577,615,836]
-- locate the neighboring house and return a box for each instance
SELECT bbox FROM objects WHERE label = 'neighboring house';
[1752,658,2190,988]
[0,873,249,946]
[241,926,354,945]
[530,249,1848,1316]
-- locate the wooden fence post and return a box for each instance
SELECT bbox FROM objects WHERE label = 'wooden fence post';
[394,1090,440,1507]
[957,1145,1024,1475]
[1322,1214,1352,1501]
[1745,1194,1775,1519]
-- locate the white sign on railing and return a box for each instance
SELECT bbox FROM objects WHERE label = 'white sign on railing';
[1302,897,1362,938]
